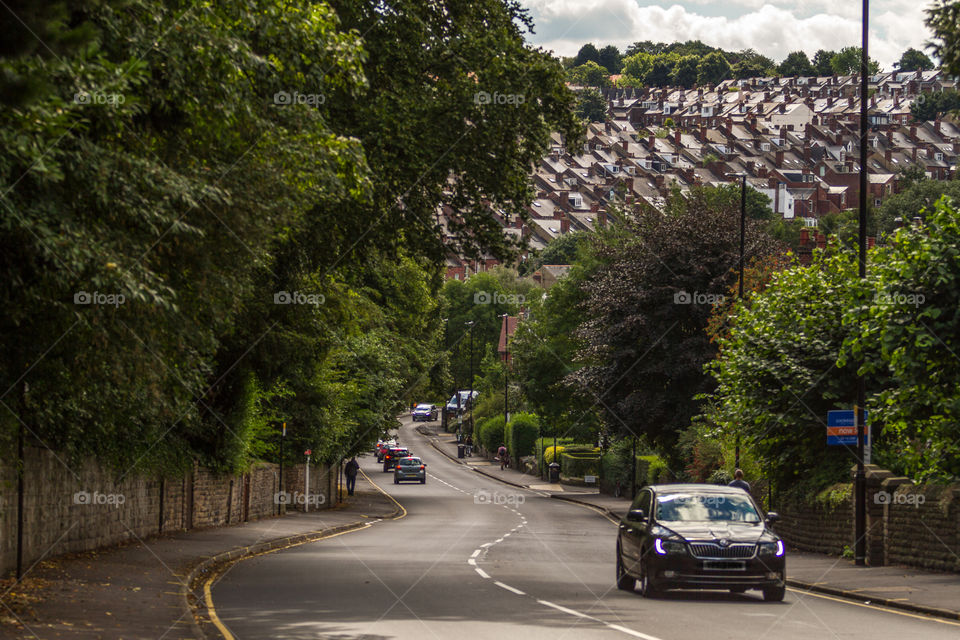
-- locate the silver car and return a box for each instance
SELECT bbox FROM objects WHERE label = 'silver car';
[394,457,426,484]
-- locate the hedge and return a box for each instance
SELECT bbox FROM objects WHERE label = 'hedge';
[506,412,539,458]
[561,452,601,478]
[477,415,505,455]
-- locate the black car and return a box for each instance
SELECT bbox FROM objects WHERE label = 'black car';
[382,447,410,472]
[616,484,785,601]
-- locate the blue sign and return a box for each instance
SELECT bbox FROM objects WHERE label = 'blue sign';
[827,410,868,427]
[827,435,869,446]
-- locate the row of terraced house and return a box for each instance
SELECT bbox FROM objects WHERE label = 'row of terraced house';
[443,69,959,280]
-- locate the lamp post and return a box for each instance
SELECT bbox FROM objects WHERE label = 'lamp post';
[500,313,510,428]
[465,320,475,440]
[854,0,870,567]
[726,171,748,469]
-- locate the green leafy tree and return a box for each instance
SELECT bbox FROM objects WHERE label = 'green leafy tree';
[622,52,654,80]
[812,49,837,75]
[875,175,960,235]
[779,51,816,77]
[575,88,608,122]
[843,198,960,481]
[570,189,781,459]
[830,47,881,75]
[644,55,676,87]
[597,45,623,74]
[929,1,960,77]
[671,55,700,88]
[568,61,612,87]
[697,52,732,86]
[910,88,960,121]
[897,47,935,72]
[575,43,602,67]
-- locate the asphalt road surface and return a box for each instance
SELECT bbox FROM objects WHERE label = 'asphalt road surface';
[212,417,960,639]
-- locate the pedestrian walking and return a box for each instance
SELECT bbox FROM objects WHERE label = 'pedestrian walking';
[345,457,360,496]
[497,444,508,471]
[728,468,751,493]
[465,434,473,457]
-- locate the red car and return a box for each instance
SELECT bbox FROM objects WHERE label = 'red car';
[382,447,410,472]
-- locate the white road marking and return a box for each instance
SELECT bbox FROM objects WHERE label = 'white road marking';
[536,599,600,621]
[606,624,664,640]
[470,549,481,558]
[494,581,526,595]
[475,567,490,579]
[480,542,493,548]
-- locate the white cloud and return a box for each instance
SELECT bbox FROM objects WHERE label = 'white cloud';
[520,0,936,69]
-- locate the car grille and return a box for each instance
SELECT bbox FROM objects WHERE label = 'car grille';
[690,543,756,559]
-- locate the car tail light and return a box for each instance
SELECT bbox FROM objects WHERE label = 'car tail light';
[420,465,425,470]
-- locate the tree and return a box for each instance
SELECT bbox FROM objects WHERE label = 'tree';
[597,45,623,74]
[875,175,960,235]
[575,88,608,122]
[830,47,881,75]
[897,47,935,72]
[568,61,611,87]
[697,52,732,86]
[644,55,676,87]
[910,88,960,122]
[929,1,960,77]
[574,43,602,67]
[779,51,816,77]
[812,49,837,76]
[626,41,667,56]
[622,52,654,80]
[704,250,867,491]
[844,199,960,481]
[671,55,700,88]
[570,188,781,458]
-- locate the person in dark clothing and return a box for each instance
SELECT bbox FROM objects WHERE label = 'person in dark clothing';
[465,434,473,457]
[345,457,360,495]
[728,468,751,493]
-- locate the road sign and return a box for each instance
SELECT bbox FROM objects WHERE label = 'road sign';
[827,410,868,427]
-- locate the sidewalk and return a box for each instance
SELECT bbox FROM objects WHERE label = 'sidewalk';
[417,423,960,622]
[0,472,399,640]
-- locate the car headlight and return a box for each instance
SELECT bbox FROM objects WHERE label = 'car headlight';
[759,540,785,557]
[654,538,687,555]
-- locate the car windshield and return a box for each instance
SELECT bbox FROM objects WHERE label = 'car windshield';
[655,493,761,523]
[415,404,431,410]
[399,459,420,466]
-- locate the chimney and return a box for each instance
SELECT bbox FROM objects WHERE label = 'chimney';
[935,119,942,133]
[625,177,634,192]
[649,134,656,150]
[800,228,810,245]
[848,96,855,110]
[700,126,708,142]
[885,148,892,164]
[803,144,811,163]
[560,217,570,234]
[779,103,787,113]
[775,150,784,167]
[910,126,917,141]
[724,120,732,135]
[827,96,834,108]
[674,129,681,146]
[654,175,665,188]
[746,160,755,174]
[590,202,599,213]
[912,147,918,161]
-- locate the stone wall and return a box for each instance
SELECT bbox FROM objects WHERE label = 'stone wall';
[0,447,332,573]
[773,466,960,572]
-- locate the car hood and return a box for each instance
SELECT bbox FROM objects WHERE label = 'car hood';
[662,521,767,543]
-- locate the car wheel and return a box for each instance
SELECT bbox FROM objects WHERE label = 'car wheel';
[616,544,636,592]
[763,585,785,602]
[638,554,659,598]
[420,478,426,484]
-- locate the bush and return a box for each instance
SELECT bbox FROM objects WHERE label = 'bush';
[477,415,505,455]
[543,445,566,465]
[507,412,539,457]
[562,452,601,478]
[636,454,667,487]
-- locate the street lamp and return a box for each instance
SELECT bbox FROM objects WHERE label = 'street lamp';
[726,171,747,469]
[465,320,475,441]
[854,0,870,567]
[500,313,510,429]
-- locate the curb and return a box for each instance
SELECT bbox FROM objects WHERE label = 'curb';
[545,494,960,623]
[186,480,403,639]
[421,430,539,491]
[783,578,960,621]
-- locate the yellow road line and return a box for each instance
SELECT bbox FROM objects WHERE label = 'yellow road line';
[359,467,408,520]
[788,587,960,626]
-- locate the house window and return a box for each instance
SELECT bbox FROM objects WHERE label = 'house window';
[875,199,882,207]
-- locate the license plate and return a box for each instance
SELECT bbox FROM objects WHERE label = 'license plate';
[703,560,746,571]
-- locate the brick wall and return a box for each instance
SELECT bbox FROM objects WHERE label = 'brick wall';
[773,467,960,573]
[773,487,853,556]
[0,447,332,573]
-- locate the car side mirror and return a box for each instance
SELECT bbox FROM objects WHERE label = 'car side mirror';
[627,508,646,521]
[765,511,780,524]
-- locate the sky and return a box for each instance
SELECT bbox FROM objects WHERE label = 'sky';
[518,0,936,70]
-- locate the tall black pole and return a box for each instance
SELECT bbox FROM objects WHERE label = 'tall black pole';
[279,421,285,516]
[855,0,869,567]
[736,174,746,469]
[16,381,25,580]
[502,314,509,429]
[469,324,474,432]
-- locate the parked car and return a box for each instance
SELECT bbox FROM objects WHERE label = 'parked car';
[394,456,426,484]
[615,484,785,601]
[382,447,410,472]
[376,440,397,463]
[444,390,477,417]
[412,403,438,421]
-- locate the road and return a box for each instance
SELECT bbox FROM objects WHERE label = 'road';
[211,416,960,639]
